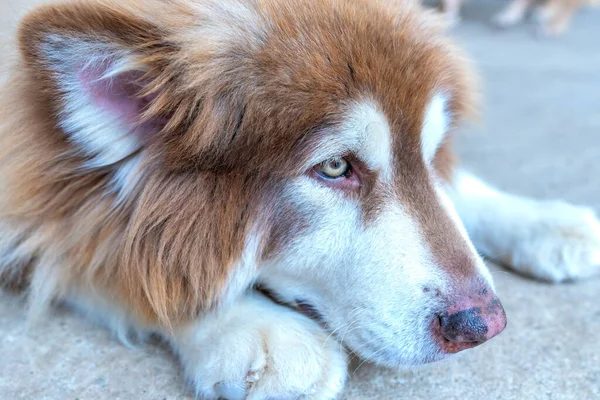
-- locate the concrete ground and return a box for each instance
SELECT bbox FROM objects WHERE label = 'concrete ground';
[1,1,599,399]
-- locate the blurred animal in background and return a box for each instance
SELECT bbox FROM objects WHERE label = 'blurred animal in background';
[438,0,598,36]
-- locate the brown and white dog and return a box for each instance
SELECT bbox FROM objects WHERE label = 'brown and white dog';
[1,0,599,398]
[439,0,598,36]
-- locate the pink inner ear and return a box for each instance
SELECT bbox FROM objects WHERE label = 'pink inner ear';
[78,63,161,142]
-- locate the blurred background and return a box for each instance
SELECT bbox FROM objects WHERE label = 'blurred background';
[0,0,599,399]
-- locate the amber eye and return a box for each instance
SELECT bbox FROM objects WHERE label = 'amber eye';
[315,157,351,179]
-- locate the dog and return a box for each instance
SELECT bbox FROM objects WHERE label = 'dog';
[1,0,599,398]
[439,0,598,36]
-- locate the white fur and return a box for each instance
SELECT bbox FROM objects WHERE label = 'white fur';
[64,289,142,347]
[448,169,600,282]
[421,94,449,163]
[303,101,393,180]
[345,102,393,181]
[259,175,462,366]
[218,229,261,309]
[169,292,347,400]
[59,288,347,399]
[0,221,60,320]
[0,222,33,274]
[43,35,144,167]
[111,153,145,204]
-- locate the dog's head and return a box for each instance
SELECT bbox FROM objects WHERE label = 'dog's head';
[10,0,505,366]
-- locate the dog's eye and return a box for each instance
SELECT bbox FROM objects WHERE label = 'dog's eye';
[315,157,350,179]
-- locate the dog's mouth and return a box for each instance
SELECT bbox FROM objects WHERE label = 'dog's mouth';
[255,284,443,362]
[254,284,501,367]
[254,284,327,325]
[294,299,324,323]
[294,299,326,324]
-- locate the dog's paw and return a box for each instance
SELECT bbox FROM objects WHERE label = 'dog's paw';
[176,294,347,400]
[505,201,600,282]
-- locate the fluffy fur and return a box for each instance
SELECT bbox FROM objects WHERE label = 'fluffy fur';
[1,0,599,398]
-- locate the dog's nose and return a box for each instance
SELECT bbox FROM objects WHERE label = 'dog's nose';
[435,291,506,353]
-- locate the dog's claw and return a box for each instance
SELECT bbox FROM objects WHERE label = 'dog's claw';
[246,369,261,383]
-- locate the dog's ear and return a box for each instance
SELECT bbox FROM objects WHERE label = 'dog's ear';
[17,1,179,167]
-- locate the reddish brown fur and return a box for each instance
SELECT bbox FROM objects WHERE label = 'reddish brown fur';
[0,0,477,327]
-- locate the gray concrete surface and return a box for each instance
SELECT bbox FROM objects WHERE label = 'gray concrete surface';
[1,1,599,399]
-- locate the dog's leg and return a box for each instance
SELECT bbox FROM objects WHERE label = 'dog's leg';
[534,0,580,37]
[492,0,534,28]
[440,0,464,27]
[447,169,600,282]
[64,287,347,398]
[168,291,347,400]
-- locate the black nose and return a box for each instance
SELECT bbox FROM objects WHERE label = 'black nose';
[439,307,490,343]
[434,285,507,354]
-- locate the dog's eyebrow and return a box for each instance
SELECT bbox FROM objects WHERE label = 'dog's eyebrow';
[343,101,393,181]
[291,121,338,152]
[285,103,394,177]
